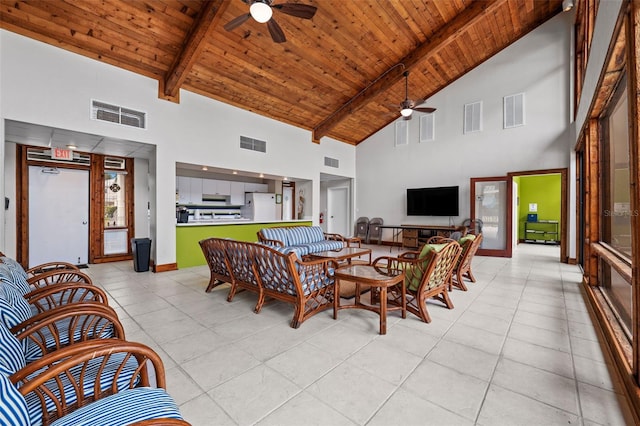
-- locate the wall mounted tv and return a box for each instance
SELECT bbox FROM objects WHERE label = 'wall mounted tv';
[406,186,459,216]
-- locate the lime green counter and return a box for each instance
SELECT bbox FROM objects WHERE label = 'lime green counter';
[176,220,312,268]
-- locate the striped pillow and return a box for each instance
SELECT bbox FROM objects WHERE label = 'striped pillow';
[0,372,29,426]
[0,322,26,376]
[0,285,32,324]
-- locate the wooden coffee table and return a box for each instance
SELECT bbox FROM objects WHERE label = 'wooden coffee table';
[309,247,372,265]
[333,264,405,335]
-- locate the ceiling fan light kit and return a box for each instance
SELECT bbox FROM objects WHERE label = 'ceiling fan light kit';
[250,1,273,23]
[225,0,318,43]
[398,71,436,120]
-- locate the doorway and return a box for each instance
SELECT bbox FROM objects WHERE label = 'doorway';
[327,186,349,236]
[28,166,89,266]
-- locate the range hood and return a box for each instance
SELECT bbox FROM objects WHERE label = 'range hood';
[202,194,229,203]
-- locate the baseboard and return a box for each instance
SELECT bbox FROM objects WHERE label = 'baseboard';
[153,262,178,273]
[568,257,577,264]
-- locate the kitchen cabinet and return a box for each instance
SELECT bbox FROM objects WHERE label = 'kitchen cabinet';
[202,179,231,196]
[176,176,202,204]
[244,183,269,193]
[189,178,202,204]
[230,181,245,205]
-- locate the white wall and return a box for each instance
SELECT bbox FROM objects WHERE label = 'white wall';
[0,30,356,265]
[356,13,574,243]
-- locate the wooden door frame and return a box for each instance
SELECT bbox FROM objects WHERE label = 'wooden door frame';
[507,168,569,263]
[470,176,513,257]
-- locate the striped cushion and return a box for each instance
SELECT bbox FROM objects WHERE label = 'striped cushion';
[0,285,32,324]
[23,319,115,363]
[50,387,183,426]
[0,372,30,426]
[261,227,290,245]
[302,240,344,253]
[0,257,29,280]
[1,264,31,296]
[0,322,26,375]
[25,353,141,426]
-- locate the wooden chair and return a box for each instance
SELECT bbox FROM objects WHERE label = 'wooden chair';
[373,240,461,323]
[199,238,233,292]
[428,234,483,291]
[0,339,188,426]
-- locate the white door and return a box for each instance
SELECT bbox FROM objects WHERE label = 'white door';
[28,166,89,266]
[327,186,349,236]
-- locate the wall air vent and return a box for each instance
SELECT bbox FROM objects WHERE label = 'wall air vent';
[105,156,126,170]
[419,113,435,142]
[240,136,267,153]
[324,157,339,168]
[504,93,525,128]
[395,121,409,146]
[464,101,482,134]
[91,100,146,129]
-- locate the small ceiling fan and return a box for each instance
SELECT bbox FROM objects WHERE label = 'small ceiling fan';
[224,0,317,43]
[398,71,436,120]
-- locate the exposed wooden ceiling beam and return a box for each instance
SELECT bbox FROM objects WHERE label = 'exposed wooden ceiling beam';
[311,0,506,143]
[159,0,229,103]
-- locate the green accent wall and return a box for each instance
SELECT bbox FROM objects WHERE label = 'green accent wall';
[176,221,312,268]
[517,174,561,240]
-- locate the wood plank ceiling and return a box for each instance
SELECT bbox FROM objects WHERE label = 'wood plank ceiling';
[0,0,563,145]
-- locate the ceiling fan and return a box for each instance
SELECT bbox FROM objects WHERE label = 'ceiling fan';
[224,0,317,43]
[398,71,436,120]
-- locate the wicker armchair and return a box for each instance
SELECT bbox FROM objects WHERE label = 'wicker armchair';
[0,338,188,426]
[251,243,337,328]
[199,238,233,292]
[428,234,483,291]
[222,239,264,311]
[0,255,79,280]
[373,240,462,323]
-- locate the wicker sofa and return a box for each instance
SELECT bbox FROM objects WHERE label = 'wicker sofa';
[199,237,337,328]
[257,225,344,256]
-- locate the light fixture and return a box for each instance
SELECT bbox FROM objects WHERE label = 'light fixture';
[232,171,238,175]
[201,166,208,171]
[66,144,77,150]
[400,108,413,117]
[562,0,574,12]
[250,1,272,23]
[283,177,288,181]
[259,173,264,178]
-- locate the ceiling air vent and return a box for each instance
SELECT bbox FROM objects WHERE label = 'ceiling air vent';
[324,157,339,168]
[240,136,267,153]
[91,100,146,129]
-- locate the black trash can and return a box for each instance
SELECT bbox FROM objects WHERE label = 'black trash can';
[131,238,152,272]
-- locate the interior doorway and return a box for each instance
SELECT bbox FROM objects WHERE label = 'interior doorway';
[28,166,89,266]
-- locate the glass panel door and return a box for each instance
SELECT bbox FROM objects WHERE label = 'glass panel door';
[471,177,512,257]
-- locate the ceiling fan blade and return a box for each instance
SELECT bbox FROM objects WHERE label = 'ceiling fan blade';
[224,13,251,31]
[413,107,436,113]
[272,3,317,19]
[267,18,286,43]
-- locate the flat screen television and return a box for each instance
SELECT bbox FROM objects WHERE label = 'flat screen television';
[406,186,459,216]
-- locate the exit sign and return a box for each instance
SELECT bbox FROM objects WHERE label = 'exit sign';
[51,148,74,160]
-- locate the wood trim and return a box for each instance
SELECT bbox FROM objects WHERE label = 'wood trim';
[627,0,640,385]
[585,119,601,286]
[153,263,178,273]
[15,145,27,268]
[508,168,569,263]
[591,242,633,283]
[88,155,103,263]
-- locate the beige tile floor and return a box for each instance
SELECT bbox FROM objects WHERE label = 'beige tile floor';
[83,243,634,426]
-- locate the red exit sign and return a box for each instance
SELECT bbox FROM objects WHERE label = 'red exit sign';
[51,148,74,160]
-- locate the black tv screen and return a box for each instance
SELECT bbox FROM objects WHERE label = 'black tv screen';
[407,186,459,216]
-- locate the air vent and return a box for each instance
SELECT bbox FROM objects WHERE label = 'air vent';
[91,100,146,129]
[419,113,435,142]
[395,121,409,146]
[26,147,91,166]
[105,157,126,170]
[464,101,482,134]
[504,93,525,128]
[324,157,339,168]
[240,136,267,153]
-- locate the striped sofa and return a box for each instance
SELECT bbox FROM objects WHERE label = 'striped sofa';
[257,226,344,256]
